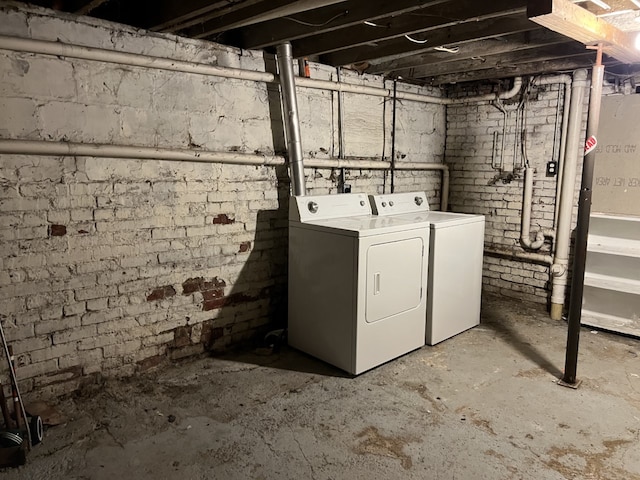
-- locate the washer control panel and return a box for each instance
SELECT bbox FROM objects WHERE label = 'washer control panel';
[369,192,430,216]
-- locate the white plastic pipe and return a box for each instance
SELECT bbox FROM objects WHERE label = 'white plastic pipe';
[520,167,546,250]
[0,35,520,106]
[533,74,573,232]
[550,69,589,321]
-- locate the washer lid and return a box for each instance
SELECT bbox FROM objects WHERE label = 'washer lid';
[291,213,430,237]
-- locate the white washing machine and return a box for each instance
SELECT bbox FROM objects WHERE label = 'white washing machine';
[369,192,485,345]
[288,193,429,375]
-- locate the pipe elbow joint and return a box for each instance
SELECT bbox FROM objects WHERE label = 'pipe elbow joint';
[572,69,588,87]
[551,263,566,277]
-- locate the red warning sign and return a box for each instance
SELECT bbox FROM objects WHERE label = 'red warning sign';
[585,136,597,155]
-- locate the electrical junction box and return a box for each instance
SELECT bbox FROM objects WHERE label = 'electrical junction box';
[546,161,558,177]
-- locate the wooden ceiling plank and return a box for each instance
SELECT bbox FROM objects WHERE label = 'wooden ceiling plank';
[235,0,450,49]
[148,0,254,31]
[74,0,109,15]
[321,15,538,66]
[291,0,528,57]
[367,29,568,75]
[409,41,589,78]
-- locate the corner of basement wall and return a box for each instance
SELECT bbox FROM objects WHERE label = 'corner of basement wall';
[0,4,446,398]
[444,78,591,307]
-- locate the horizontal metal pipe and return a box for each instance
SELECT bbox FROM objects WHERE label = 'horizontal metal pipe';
[0,138,451,212]
[0,35,519,106]
[0,139,286,165]
[0,35,276,83]
[0,139,449,171]
[485,247,553,266]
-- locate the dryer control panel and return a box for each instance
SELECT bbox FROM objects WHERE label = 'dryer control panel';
[290,193,371,222]
[369,191,430,216]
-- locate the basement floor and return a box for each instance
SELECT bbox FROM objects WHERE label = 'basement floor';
[2,295,640,480]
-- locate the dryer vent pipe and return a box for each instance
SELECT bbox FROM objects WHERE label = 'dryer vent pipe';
[277,43,307,196]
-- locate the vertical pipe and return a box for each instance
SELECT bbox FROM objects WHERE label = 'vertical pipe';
[550,69,588,321]
[390,80,398,193]
[554,81,572,231]
[562,49,605,386]
[276,43,306,196]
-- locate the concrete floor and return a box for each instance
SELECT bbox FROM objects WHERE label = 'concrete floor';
[2,295,640,479]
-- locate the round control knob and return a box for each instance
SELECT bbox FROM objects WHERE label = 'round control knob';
[308,201,319,213]
[382,202,387,207]
[360,201,366,206]
[414,196,424,206]
[389,201,394,207]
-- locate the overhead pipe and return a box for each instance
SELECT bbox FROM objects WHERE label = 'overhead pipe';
[0,35,519,107]
[550,69,589,321]
[276,43,306,196]
[0,139,449,208]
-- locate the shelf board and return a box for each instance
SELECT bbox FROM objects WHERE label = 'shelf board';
[581,309,640,338]
[584,272,640,295]
[587,235,640,258]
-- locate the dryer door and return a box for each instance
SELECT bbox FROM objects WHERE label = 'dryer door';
[366,237,424,323]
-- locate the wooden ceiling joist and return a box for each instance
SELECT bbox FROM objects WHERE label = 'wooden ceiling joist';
[291,0,528,58]
[321,15,538,66]
[528,0,640,64]
[232,0,449,50]
[366,29,570,75]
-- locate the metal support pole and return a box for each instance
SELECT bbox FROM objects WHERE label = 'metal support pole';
[276,43,307,196]
[560,45,605,388]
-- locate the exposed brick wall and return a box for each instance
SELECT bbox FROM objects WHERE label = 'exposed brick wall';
[0,4,445,397]
[445,79,589,305]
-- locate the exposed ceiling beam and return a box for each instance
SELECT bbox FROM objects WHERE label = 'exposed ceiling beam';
[429,52,622,84]
[148,0,254,31]
[291,0,528,58]
[409,41,589,79]
[321,14,538,66]
[233,0,449,50]
[183,0,350,39]
[367,29,569,75]
[74,0,109,15]
[528,0,640,64]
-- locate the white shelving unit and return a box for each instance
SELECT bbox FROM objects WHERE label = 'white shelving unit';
[582,214,640,337]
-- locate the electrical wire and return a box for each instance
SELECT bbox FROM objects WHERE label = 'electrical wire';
[284,10,348,27]
[404,34,429,44]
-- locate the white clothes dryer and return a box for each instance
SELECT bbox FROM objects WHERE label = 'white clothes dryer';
[288,193,429,375]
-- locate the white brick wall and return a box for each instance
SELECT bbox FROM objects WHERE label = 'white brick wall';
[445,80,589,304]
[0,4,445,397]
